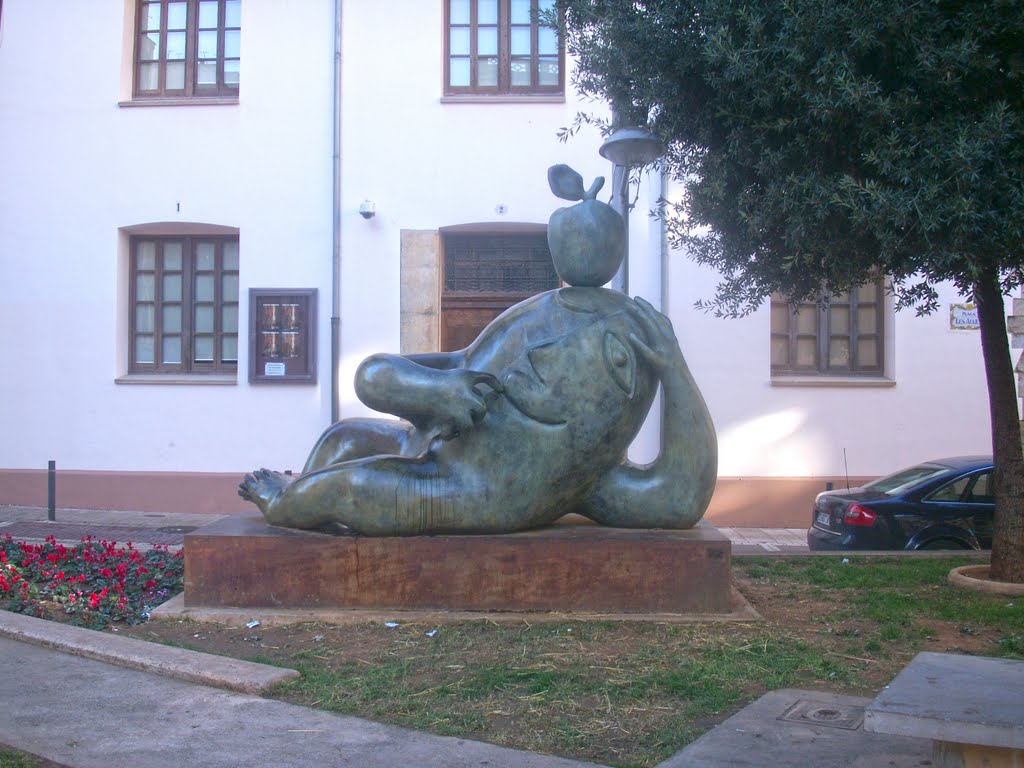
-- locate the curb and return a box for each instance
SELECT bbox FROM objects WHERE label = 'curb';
[152,586,763,627]
[0,610,299,694]
[948,564,1024,596]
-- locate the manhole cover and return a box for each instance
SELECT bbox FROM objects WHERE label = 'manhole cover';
[155,526,198,534]
[778,700,864,730]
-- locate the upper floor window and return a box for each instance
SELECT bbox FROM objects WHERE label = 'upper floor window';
[130,236,239,374]
[770,279,885,376]
[134,0,240,99]
[445,0,563,96]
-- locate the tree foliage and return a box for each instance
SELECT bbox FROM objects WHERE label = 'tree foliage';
[562,0,1024,314]
[560,0,1024,580]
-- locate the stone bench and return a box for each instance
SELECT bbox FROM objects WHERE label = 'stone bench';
[864,651,1024,768]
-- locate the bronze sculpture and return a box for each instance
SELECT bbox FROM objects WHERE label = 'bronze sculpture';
[239,166,717,535]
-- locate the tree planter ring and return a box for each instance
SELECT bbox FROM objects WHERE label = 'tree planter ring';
[948,565,1024,596]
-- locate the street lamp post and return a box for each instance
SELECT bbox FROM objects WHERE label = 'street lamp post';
[598,126,665,294]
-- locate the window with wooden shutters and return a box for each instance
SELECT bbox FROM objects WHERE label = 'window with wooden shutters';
[130,236,239,374]
[445,0,563,96]
[134,0,240,99]
[770,279,885,376]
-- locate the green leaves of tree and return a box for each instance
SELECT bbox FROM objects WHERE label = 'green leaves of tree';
[559,0,1024,314]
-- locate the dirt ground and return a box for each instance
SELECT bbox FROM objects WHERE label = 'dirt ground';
[120,571,999,680]
[53,561,1023,766]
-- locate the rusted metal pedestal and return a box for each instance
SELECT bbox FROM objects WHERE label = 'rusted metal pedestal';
[184,512,732,614]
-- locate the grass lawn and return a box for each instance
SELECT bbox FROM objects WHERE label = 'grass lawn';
[118,554,1023,768]
[0,747,63,768]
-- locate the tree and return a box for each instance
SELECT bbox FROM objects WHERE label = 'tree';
[559,0,1024,581]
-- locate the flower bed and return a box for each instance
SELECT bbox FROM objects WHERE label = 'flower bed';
[0,534,183,628]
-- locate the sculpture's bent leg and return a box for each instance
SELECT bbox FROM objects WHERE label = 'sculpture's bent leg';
[302,418,425,473]
[241,456,482,536]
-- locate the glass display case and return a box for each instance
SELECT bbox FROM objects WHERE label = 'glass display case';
[248,288,317,383]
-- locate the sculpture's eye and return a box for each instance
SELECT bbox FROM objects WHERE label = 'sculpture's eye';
[603,331,636,397]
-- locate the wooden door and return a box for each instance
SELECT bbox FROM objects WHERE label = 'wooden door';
[440,232,558,352]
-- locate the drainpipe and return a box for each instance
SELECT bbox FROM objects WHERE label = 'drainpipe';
[330,0,343,423]
[610,163,629,294]
[660,166,668,313]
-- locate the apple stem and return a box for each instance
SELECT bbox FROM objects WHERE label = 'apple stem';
[584,177,605,201]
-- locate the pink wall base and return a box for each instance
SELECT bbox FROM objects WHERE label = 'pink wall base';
[0,468,871,527]
[0,469,250,515]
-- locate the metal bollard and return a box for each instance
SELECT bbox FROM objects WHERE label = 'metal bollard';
[47,460,56,521]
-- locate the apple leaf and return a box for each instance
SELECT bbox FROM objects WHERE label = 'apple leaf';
[548,164,586,201]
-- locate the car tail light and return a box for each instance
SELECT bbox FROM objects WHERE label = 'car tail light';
[843,503,877,527]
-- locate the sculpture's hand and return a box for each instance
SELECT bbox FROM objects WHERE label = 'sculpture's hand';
[627,296,683,377]
[356,354,504,436]
[432,369,503,440]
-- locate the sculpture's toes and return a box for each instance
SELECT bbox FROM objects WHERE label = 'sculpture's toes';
[237,469,288,511]
[238,473,259,501]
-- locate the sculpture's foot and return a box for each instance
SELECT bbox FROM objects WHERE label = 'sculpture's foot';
[238,468,293,515]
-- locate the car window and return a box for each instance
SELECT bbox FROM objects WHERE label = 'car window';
[966,472,994,503]
[865,464,948,496]
[928,476,970,502]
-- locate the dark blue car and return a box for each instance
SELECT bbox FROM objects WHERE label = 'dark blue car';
[807,456,994,551]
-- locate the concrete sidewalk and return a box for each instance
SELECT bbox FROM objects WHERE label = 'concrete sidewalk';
[0,632,601,768]
[0,612,932,768]
[0,505,810,553]
[0,505,226,549]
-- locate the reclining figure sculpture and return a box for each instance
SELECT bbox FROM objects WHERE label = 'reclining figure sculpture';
[239,165,717,535]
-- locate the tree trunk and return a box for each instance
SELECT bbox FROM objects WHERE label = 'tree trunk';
[975,271,1024,583]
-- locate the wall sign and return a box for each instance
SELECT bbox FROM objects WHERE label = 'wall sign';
[949,303,979,331]
[249,288,317,383]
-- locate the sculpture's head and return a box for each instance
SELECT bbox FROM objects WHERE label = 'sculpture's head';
[502,289,658,459]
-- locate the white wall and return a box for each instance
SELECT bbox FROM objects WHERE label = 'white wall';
[0,1,336,475]
[664,229,992,479]
[0,0,997,493]
[336,0,613,415]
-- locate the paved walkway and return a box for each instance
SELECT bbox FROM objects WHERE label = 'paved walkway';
[0,631,600,768]
[0,505,809,553]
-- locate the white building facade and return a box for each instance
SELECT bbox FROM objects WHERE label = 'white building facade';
[0,0,994,526]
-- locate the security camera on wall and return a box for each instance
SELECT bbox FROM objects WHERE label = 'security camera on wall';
[358,200,375,219]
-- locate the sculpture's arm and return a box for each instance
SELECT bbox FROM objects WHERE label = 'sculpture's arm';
[356,353,502,440]
[404,350,466,370]
[583,298,718,529]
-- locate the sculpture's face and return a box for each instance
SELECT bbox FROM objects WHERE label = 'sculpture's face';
[502,300,657,453]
